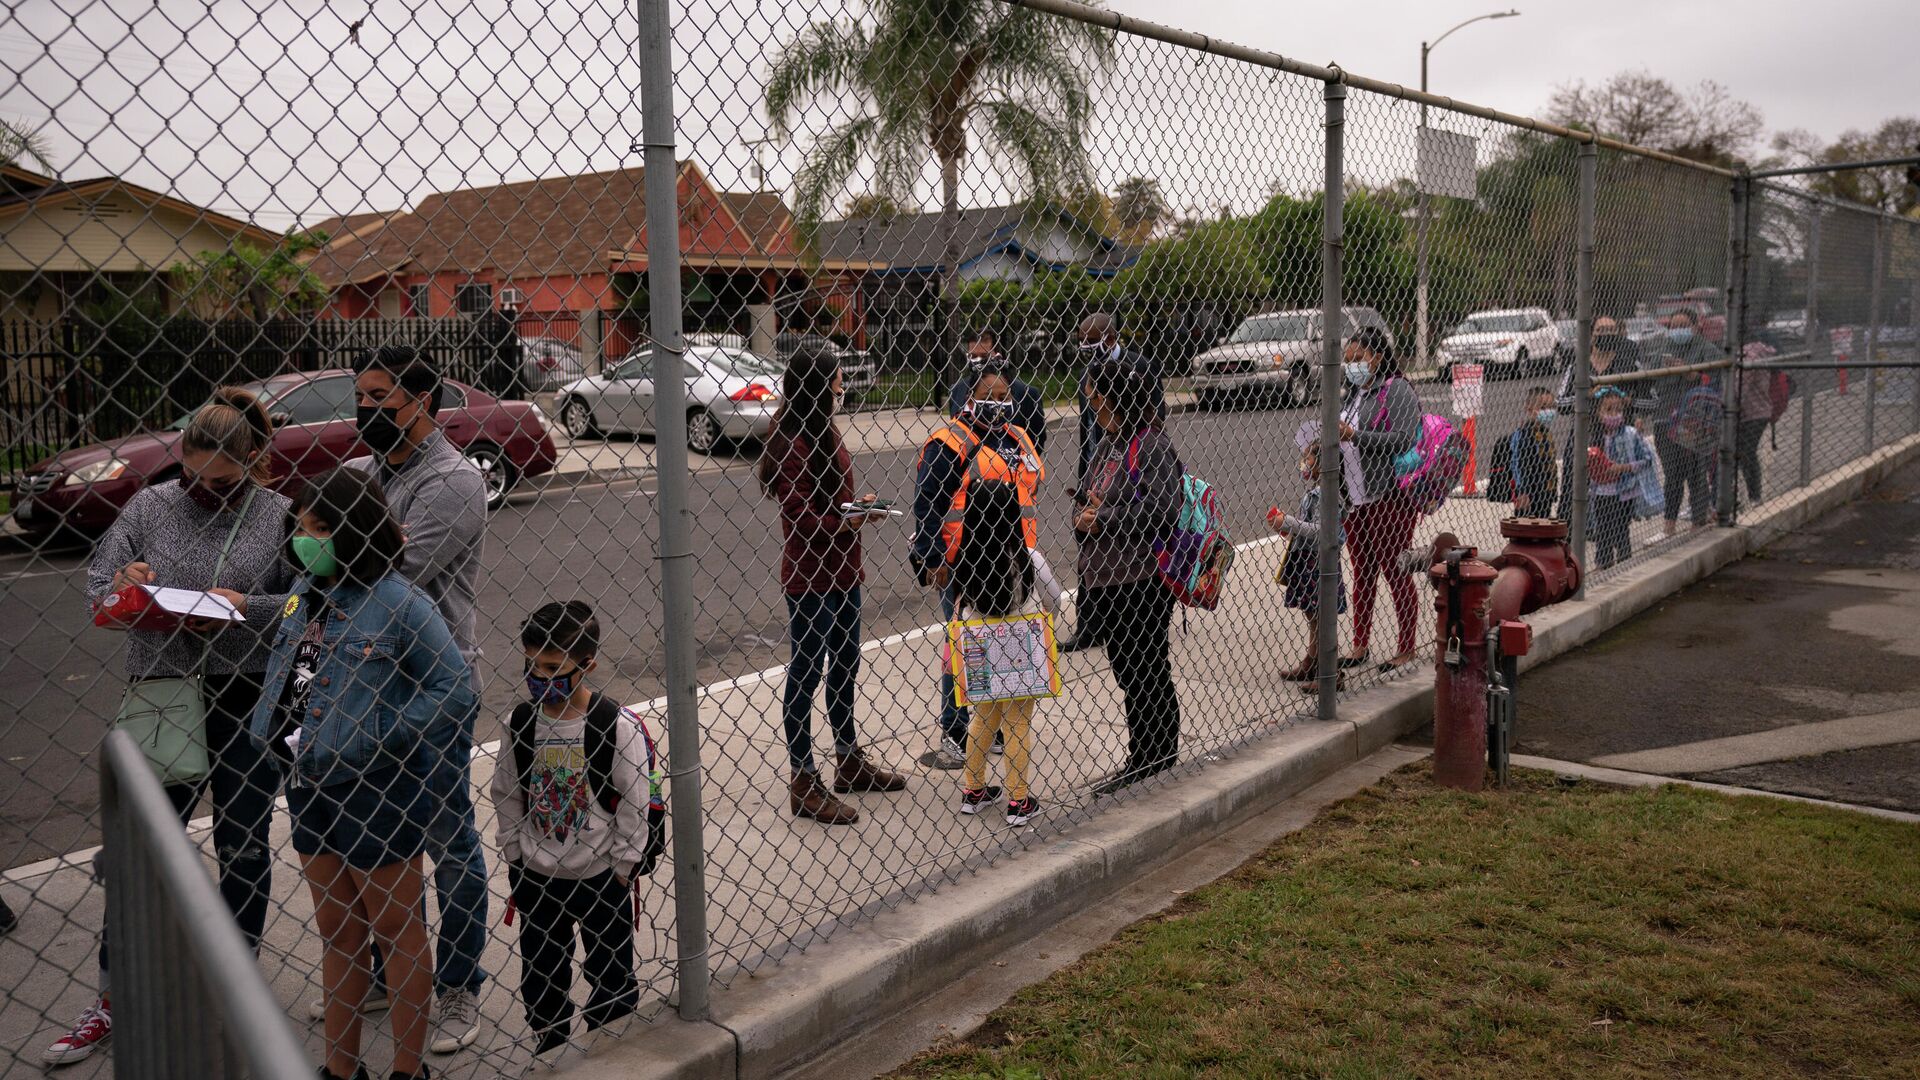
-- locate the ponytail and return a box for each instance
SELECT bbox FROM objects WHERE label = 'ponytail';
[182,385,275,482]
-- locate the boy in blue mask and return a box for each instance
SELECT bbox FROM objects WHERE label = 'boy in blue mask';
[1493,387,1559,516]
[493,601,663,1059]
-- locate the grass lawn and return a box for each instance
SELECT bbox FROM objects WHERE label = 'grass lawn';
[894,764,1920,1079]
[865,370,1087,412]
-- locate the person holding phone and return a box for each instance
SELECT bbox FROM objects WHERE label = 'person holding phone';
[757,342,908,824]
[51,388,295,1067]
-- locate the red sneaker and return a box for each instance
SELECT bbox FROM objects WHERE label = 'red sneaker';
[43,999,111,1065]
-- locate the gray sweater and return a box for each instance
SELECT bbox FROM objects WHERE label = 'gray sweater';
[348,431,487,676]
[1339,374,1421,504]
[87,483,296,679]
[1077,426,1182,588]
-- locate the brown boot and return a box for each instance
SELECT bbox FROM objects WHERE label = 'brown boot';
[833,750,908,794]
[789,772,859,825]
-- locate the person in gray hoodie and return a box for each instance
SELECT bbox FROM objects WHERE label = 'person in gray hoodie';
[1337,328,1423,673]
[1074,359,1183,795]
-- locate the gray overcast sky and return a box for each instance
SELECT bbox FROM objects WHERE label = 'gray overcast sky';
[2,0,1912,230]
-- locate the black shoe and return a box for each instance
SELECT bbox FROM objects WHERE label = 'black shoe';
[389,1067,430,1080]
[1092,770,1143,797]
[0,896,15,936]
[532,1027,568,1058]
[1337,654,1370,669]
[1058,633,1100,654]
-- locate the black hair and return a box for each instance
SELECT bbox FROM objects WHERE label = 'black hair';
[289,469,405,585]
[951,482,1032,618]
[969,358,1013,392]
[1525,385,1553,401]
[521,600,600,663]
[1349,327,1400,379]
[758,340,845,508]
[969,327,997,348]
[1085,358,1158,434]
[355,345,444,414]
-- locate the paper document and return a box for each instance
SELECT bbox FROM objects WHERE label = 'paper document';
[949,612,1060,704]
[143,586,244,622]
[839,503,904,517]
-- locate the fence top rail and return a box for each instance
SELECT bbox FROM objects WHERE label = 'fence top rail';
[1752,178,1919,224]
[992,0,1737,179]
[1591,358,1733,386]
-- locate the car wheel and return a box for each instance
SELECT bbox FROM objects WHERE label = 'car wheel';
[1291,365,1318,408]
[687,408,724,454]
[559,397,599,440]
[1512,348,1530,378]
[1195,388,1218,412]
[464,443,519,511]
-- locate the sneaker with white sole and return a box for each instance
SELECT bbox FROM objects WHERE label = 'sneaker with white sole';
[430,987,481,1054]
[1006,797,1040,826]
[42,999,110,1066]
[306,989,391,1021]
[918,736,967,770]
[991,730,1004,755]
[958,786,1002,814]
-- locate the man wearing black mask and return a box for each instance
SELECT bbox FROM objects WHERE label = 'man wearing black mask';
[322,346,492,1055]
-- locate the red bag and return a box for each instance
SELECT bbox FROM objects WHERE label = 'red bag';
[1587,445,1615,485]
[92,585,240,632]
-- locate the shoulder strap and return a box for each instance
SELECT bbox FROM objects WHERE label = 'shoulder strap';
[193,486,259,677]
[509,701,536,792]
[585,693,622,815]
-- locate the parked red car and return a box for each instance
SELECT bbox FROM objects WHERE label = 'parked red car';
[10,369,557,538]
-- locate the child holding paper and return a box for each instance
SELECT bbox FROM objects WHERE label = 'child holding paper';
[952,481,1061,826]
[1269,425,1347,688]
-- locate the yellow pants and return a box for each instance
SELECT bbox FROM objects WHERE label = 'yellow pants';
[963,697,1035,801]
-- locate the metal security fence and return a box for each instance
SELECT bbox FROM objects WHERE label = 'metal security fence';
[2,0,1917,1075]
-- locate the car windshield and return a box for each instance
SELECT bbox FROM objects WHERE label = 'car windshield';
[165,378,297,429]
[1453,314,1533,334]
[1228,315,1313,343]
[717,349,783,378]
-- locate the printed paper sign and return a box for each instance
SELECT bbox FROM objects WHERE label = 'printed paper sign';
[948,612,1060,705]
[1450,363,1484,418]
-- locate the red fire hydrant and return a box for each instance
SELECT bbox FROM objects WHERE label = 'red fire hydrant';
[1426,517,1582,790]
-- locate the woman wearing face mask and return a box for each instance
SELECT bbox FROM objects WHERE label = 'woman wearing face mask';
[51,388,294,1067]
[1336,327,1423,674]
[253,468,471,1080]
[1649,308,1724,536]
[913,360,1046,770]
[757,342,908,825]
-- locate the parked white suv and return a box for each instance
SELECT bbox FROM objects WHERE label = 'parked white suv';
[1438,307,1561,380]
[1190,305,1395,409]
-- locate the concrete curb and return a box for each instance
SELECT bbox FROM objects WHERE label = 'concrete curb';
[563,431,1920,1080]
[1507,754,1920,824]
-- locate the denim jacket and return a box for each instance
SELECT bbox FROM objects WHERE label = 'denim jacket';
[249,572,474,790]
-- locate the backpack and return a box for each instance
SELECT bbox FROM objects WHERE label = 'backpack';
[1667,378,1723,453]
[1372,384,1469,515]
[1485,428,1519,503]
[1767,371,1796,423]
[509,694,668,877]
[1125,433,1234,610]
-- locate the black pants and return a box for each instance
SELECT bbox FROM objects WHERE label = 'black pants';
[1735,420,1768,503]
[1657,431,1714,526]
[1590,494,1634,571]
[513,867,637,1040]
[1086,577,1179,778]
[100,670,277,986]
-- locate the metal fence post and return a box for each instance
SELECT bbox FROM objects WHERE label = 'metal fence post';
[1315,77,1345,721]
[1864,215,1885,453]
[638,0,713,1021]
[1568,139,1596,594]
[1800,209,1820,488]
[1718,171,1750,525]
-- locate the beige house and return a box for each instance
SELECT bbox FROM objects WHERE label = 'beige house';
[0,163,282,321]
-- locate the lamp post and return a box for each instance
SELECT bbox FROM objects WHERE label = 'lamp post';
[1415,10,1520,371]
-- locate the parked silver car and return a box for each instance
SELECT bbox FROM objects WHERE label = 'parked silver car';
[1189,306,1393,408]
[520,336,590,391]
[555,345,783,453]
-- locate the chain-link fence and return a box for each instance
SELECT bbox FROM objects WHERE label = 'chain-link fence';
[2,0,1917,1074]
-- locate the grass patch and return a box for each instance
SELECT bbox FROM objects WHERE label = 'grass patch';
[864,371,1087,412]
[893,764,1920,1079]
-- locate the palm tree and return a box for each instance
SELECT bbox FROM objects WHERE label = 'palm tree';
[767,0,1114,397]
[1111,176,1170,243]
[1,118,55,172]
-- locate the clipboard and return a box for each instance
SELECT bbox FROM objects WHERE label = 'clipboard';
[947,611,1061,706]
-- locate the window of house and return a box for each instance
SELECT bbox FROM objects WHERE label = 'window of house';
[407,284,431,316]
[455,282,492,315]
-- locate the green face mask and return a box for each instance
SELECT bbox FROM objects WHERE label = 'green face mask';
[290,535,339,578]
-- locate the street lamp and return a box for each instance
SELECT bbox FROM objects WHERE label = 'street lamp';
[1415,9,1520,370]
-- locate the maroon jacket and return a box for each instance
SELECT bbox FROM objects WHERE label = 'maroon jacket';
[769,432,862,595]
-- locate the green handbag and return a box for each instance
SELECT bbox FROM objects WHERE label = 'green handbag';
[112,488,257,786]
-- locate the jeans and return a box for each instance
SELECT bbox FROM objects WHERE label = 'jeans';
[370,693,489,996]
[783,588,862,775]
[937,584,969,746]
[1657,431,1714,525]
[1089,577,1179,777]
[511,867,637,1040]
[1735,419,1768,504]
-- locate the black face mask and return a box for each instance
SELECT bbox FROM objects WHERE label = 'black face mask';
[1593,334,1622,353]
[356,404,409,453]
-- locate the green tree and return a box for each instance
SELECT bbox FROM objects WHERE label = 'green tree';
[170,230,330,320]
[766,0,1115,391]
[0,117,54,172]
[1111,176,1171,243]
[841,192,908,220]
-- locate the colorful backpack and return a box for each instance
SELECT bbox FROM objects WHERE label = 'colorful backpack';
[1126,433,1235,610]
[1373,385,1469,514]
[1667,377,1723,453]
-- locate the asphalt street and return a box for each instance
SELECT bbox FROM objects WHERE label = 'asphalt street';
[0,376,1555,865]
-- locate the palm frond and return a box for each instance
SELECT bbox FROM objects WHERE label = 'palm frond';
[790,115,881,246]
[765,19,876,137]
[972,99,1097,211]
[975,8,1112,144]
